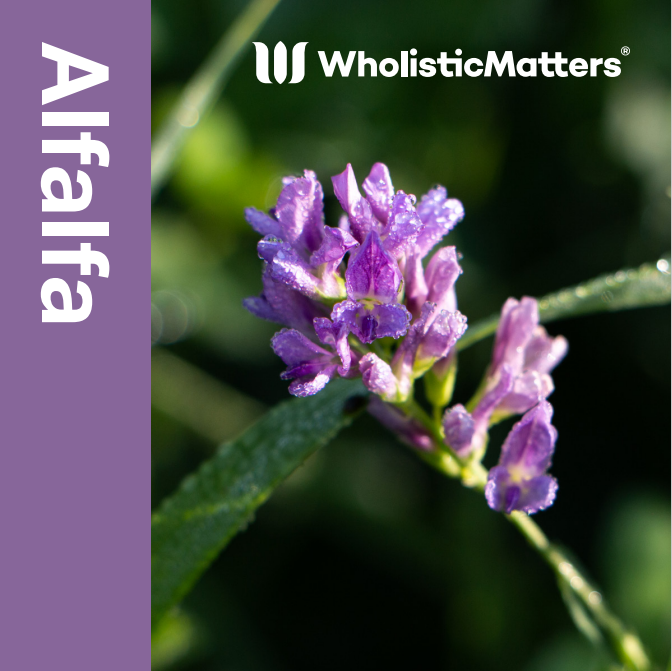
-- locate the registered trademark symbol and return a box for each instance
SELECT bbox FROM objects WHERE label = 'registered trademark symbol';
[621,46,630,56]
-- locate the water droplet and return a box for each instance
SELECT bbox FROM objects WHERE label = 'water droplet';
[570,576,584,590]
[177,104,200,128]
[588,591,602,605]
[558,561,573,576]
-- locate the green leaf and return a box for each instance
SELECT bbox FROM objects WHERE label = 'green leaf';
[457,258,671,351]
[151,378,366,630]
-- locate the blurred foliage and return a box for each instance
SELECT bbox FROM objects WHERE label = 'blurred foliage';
[151,0,670,668]
[152,379,363,630]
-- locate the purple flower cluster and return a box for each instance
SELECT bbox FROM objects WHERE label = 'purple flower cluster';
[442,297,566,513]
[244,163,567,515]
[443,298,567,459]
[244,163,466,400]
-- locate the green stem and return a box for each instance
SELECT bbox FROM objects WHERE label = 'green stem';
[348,336,371,357]
[394,404,650,671]
[150,0,282,200]
[508,512,650,671]
[398,398,488,486]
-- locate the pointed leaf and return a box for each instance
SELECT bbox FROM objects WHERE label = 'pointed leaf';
[457,258,671,351]
[151,378,366,629]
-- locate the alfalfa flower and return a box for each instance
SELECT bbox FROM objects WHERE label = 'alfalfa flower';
[244,162,466,397]
[485,401,559,514]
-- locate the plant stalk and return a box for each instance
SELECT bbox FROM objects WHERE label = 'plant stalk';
[508,511,650,671]
[399,403,650,671]
[150,0,282,200]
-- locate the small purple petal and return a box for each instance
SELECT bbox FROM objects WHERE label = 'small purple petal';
[271,328,342,397]
[524,328,569,375]
[485,466,517,513]
[362,162,394,224]
[262,268,325,329]
[442,404,476,457]
[359,353,399,401]
[313,317,351,375]
[310,226,359,268]
[472,365,515,430]
[444,367,513,460]
[415,306,468,363]
[498,401,557,473]
[371,303,412,339]
[497,370,554,416]
[331,299,410,344]
[337,214,351,233]
[244,267,326,333]
[307,226,358,298]
[516,475,558,513]
[368,396,434,451]
[331,301,362,341]
[281,361,329,380]
[351,308,380,342]
[243,295,278,323]
[257,235,282,263]
[332,164,377,243]
[491,297,539,373]
[415,187,465,258]
[404,253,428,318]
[332,164,360,216]
[383,191,424,259]
[483,297,567,422]
[313,316,339,346]
[271,328,332,366]
[485,467,558,514]
[269,245,320,298]
[288,365,338,397]
[388,303,466,398]
[245,207,283,239]
[425,246,462,312]
[275,169,325,254]
[345,231,402,303]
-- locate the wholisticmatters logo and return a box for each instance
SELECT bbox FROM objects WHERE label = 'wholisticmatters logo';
[253,41,308,84]
[253,44,625,82]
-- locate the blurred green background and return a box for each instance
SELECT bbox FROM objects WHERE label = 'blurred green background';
[151,1,671,669]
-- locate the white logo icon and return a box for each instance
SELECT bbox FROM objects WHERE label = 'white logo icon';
[253,41,308,84]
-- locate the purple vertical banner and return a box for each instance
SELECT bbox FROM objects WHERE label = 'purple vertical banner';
[0,2,148,670]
